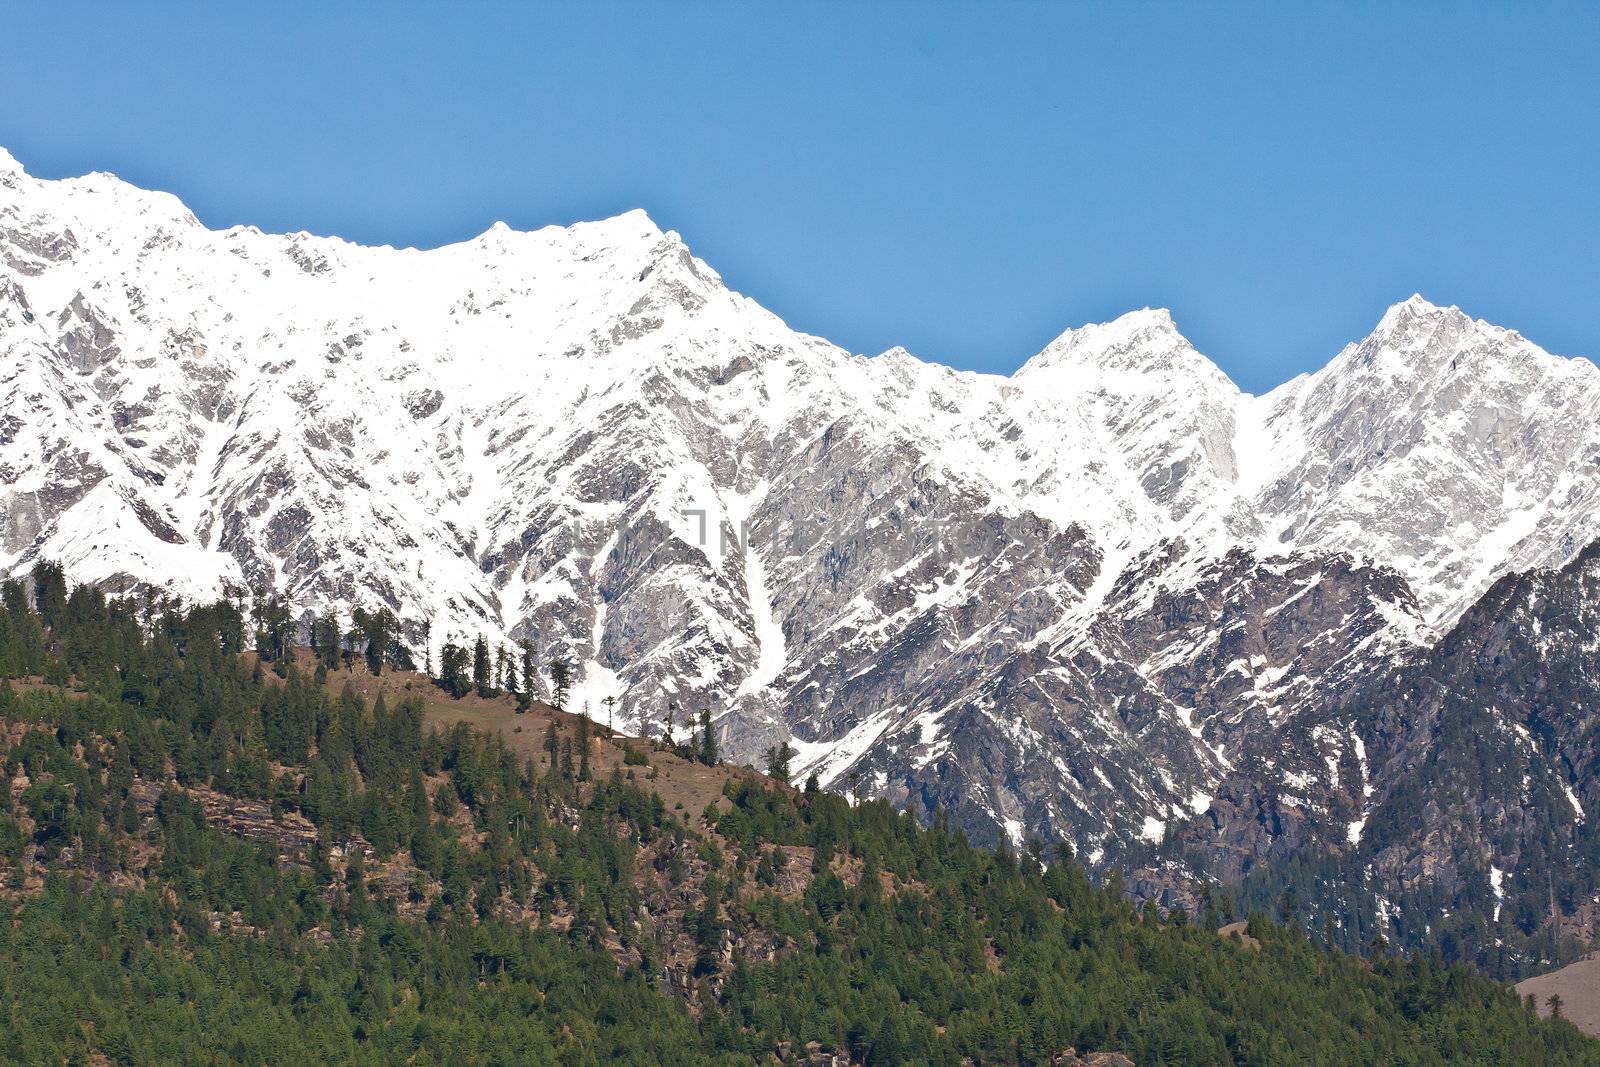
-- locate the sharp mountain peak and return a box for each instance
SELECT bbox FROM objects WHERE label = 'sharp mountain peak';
[5,144,1600,871]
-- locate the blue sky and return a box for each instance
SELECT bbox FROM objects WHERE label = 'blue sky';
[1,3,1596,391]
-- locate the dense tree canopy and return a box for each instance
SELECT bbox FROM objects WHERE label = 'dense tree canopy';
[0,570,1594,1064]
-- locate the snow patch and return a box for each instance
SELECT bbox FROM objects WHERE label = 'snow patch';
[1563,780,1585,823]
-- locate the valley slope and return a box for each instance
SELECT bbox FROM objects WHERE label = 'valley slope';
[3,145,1599,950]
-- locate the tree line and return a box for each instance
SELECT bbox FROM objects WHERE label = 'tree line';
[2,563,1598,1063]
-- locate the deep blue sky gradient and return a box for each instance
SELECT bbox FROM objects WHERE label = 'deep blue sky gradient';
[2,3,1596,391]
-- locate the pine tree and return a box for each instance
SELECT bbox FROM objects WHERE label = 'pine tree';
[30,560,67,628]
[699,707,717,766]
[438,641,470,698]
[351,607,395,675]
[518,640,537,711]
[849,769,867,806]
[549,657,571,712]
[252,593,293,668]
[764,741,795,784]
[472,635,493,697]
[312,610,342,671]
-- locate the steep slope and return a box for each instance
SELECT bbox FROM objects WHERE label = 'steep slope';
[6,588,1596,1064]
[1247,294,1600,624]
[1154,540,1600,979]
[2,146,1598,868]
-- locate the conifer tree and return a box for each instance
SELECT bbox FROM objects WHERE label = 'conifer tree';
[503,647,519,700]
[351,607,396,675]
[30,560,67,628]
[311,610,342,671]
[549,656,571,712]
[438,641,470,698]
[341,618,360,670]
[764,741,795,784]
[849,769,867,806]
[699,707,717,766]
[252,592,293,668]
[518,640,537,710]
[472,635,493,697]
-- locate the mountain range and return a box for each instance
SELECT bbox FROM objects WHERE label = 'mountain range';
[3,145,1598,971]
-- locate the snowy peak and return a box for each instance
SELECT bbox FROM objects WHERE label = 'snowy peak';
[1353,294,1484,374]
[483,207,665,257]
[5,143,1600,862]
[1245,294,1600,625]
[1342,293,1593,387]
[577,206,663,240]
[6,144,1594,639]
[1017,307,1225,382]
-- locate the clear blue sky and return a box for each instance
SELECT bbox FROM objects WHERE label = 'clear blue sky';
[2,3,1596,391]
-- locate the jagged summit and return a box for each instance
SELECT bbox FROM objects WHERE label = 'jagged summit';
[1312,293,1600,408]
[1368,291,1471,343]
[1012,307,1245,401]
[1020,306,1184,367]
[484,207,667,249]
[4,147,1600,864]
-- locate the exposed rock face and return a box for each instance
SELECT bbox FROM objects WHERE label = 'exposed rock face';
[1155,541,1600,976]
[3,147,1600,927]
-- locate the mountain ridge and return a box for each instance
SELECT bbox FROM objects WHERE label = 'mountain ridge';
[14,145,1593,391]
[4,143,1599,892]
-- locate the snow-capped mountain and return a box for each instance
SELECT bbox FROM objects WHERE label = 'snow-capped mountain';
[4,146,1599,866]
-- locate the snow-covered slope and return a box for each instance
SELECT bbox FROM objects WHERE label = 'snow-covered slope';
[3,146,1598,856]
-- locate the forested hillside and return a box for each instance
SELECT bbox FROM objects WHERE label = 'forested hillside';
[0,567,1593,1065]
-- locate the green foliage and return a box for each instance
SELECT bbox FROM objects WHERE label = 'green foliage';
[705,781,1600,1065]
[472,634,494,697]
[436,641,471,698]
[698,707,717,766]
[251,591,293,666]
[0,571,1595,1065]
[549,656,571,712]
[763,740,795,784]
[0,867,706,1065]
